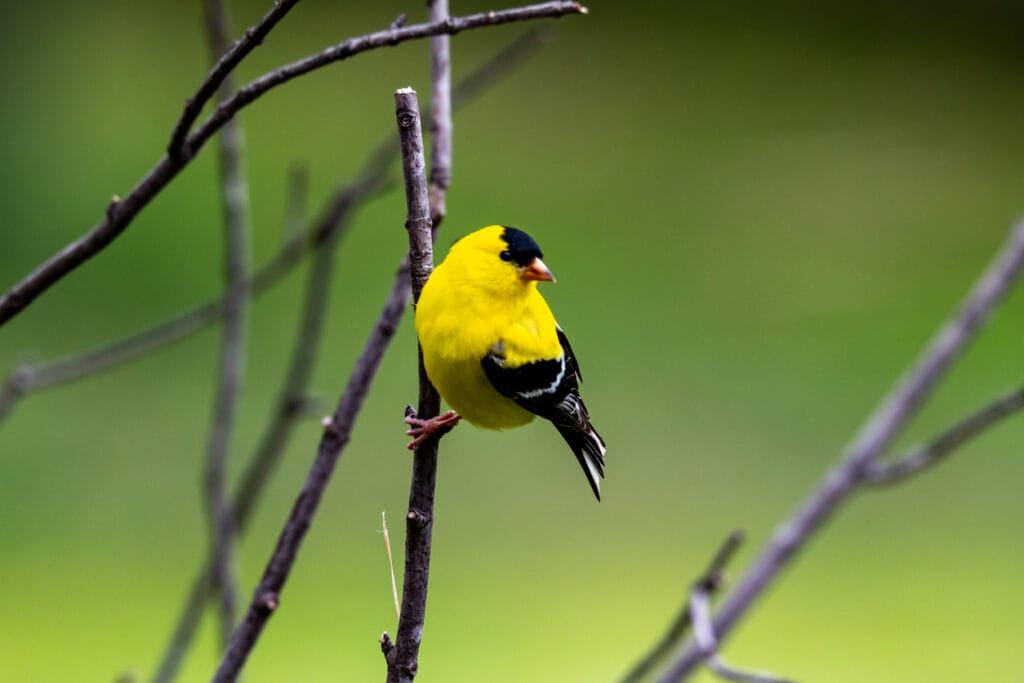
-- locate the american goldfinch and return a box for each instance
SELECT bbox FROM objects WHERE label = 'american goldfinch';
[407,225,607,500]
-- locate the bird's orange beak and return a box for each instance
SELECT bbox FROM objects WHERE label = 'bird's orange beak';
[519,257,556,283]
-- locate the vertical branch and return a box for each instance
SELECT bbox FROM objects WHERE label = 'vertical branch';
[427,0,452,227]
[202,0,250,650]
[385,88,439,683]
[152,34,547,683]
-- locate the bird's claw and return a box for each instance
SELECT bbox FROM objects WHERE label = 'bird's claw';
[404,410,461,450]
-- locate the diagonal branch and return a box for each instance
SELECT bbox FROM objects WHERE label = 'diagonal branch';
[168,0,302,159]
[0,1,587,327]
[0,218,306,427]
[149,177,371,683]
[201,0,252,651]
[620,531,744,683]
[0,27,556,429]
[689,589,795,683]
[148,31,551,683]
[862,383,1024,485]
[658,220,1024,682]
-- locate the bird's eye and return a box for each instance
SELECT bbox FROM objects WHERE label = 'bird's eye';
[499,250,513,262]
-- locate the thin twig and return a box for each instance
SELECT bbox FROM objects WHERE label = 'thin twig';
[382,512,401,619]
[620,531,744,683]
[689,590,795,683]
[427,0,452,227]
[862,383,1024,484]
[202,0,250,650]
[210,257,411,682]
[150,178,372,683]
[168,0,302,159]
[0,225,304,427]
[384,87,442,683]
[149,33,552,682]
[0,1,587,327]
[0,28,553,429]
[659,221,1024,682]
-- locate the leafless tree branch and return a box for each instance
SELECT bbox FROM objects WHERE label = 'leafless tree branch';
[168,0,302,160]
[0,1,587,327]
[151,178,374,683]
[383,87,443,683]
[427,0,452,227]
[0,222,305,427]
[658,220,1024,681]
[862,383,1024,485]
[210,255,410,682]
[201,0,251,650]
[0,27,552,430]
[381,13,456,678]
[620,531,744,683]
[149,32,550,682]
[689,590,795,683]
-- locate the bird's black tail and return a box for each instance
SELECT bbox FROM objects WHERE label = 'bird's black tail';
[555,421,606,501]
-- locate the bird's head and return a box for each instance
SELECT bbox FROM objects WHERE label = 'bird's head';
[442,225,555,297]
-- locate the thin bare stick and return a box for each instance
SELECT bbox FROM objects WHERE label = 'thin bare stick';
[862,383,1024,485]
[0,229,301,428]
[620,531,744,683]
[150,178,371,683]
[659,221,1024,682]
[168,0,302,159]
[689,590,795,683]
[427,0,452,227]
[383,87,443,683]
[149,33,551,682]
[210,256,411,682]
[153,185,370,683]
[382,512,401,619]
[1,28,552,429]
[201,0,250,650]
[4,24,549,411]
[0,1,587,327]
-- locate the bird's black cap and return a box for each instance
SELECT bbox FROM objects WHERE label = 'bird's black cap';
[500,226,543,266]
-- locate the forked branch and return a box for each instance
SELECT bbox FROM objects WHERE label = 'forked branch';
[0,1,587,326]
[658,221,1024,681]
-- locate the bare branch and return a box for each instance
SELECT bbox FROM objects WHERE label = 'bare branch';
[620,531,744,683]
[384,87,442,683]
[149,33,550,681]
[427,0,452,226]
[151,178,372,683]
[210,253,411,681]
[688,590,795,683]
[201,0,251,650]
[167,0,302,159]
[0,24,553,431]
[659,220,1024,681]
[0,1,587,327]
[862,383,1024,485]
[0,226,305,427]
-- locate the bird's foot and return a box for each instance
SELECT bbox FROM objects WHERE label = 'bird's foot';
[404,409,461,450]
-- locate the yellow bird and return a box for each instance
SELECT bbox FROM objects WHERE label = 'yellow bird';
[407,225,606,500]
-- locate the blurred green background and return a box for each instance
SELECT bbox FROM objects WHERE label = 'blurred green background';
[2,1,1024,681]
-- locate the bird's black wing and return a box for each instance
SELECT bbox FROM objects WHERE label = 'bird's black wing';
[481,327,606,500]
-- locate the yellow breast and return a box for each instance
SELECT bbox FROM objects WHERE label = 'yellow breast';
[415,252,561,430]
